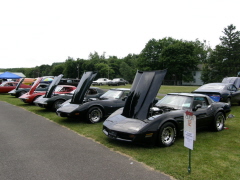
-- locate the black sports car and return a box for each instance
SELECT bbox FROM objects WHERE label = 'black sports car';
[56,71,130,123]
[34,87,105,111]
[192,83,240,106]
[103,70,231,147]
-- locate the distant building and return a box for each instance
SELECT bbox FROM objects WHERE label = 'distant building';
[182,65,204,86]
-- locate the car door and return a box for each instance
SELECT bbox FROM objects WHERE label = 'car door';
[228,84,240,103]
[192,97,215,128]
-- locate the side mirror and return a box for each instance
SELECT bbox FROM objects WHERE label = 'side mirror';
[122,96,128,101]
[193,104,202,111]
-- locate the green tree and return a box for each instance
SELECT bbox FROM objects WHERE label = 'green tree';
[202,24,240,82]
[51,64,65,76]
[137,37,178,71]
[161,41,199,84]
[63,58,78,78]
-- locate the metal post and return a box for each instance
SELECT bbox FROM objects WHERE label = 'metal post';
[188,149,191,173]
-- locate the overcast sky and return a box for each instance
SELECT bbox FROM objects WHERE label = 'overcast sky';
[0,0,239,69]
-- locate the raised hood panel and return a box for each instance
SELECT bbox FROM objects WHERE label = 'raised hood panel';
[15,78,25,90]
[44,74,64,98]
[29,78,43,94]
[122,69,167,120]
[71,71,97,104]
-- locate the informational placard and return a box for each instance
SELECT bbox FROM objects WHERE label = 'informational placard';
[184,110,196,150]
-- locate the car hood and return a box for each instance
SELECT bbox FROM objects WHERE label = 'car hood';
[29,78,43,95]
[104,114,146,133]
[44,74,63,98]
[193,89,222,93]
[121,69,167,120]
[71,71,97,104]
[15,78,25,90]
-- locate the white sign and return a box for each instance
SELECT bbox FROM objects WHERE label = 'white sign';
[184,131,194,150]
[184,110,196,149]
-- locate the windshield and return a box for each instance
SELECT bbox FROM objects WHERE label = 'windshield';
[0,82,16,87]
[156,95,193,109]
[0,82,9,86]
[100,90,123,99]
[54,86,63,92]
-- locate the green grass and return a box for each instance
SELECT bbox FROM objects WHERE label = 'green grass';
[1,85,239,180]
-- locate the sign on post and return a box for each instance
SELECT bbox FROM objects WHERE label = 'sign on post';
[184,110,196,173]
[184,110,196,149]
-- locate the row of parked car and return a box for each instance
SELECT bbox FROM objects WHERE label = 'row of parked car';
[92,78,129,86]
[0,71,237,147]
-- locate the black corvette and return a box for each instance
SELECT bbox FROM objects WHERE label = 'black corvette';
[34,87,105,111]
[56,71,130,123]
[103,69,231,147]
[193,83,240,106]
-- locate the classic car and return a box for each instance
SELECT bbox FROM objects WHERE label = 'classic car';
[92,78,111,86]
[103,69,231,147]
[192,83,240,106]
[9,82,49,97]
[56,71,130,123]
[34,87,105,111]
[0,81,31,93]
[108,78,128,86]
[19,75,76,104]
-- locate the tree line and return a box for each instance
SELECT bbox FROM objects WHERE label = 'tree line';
[1,24,240,84]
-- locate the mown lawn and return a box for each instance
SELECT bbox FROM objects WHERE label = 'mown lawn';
[0,85,239,180]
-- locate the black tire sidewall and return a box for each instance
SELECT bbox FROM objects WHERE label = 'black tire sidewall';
[158,122,176,147]
[87,107,103,123]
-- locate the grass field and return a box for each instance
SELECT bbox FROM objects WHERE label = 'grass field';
[1,85,240,180]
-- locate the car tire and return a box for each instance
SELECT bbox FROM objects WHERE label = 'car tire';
[18,91,27,97]
[157,122,176,147]
[212,112,225,132]
[53,99,65,111]
[87,106,103,123]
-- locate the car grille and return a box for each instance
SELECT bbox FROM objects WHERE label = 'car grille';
[103,127,134,142]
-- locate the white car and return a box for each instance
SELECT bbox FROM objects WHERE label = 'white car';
[92,78,111,86]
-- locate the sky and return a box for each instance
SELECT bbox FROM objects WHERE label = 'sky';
[0,0,239,69]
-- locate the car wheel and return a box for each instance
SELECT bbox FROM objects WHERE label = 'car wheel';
[158,122,176,147]
[99,83,102,86]
[212,112,225,132]
[18,91,27,97]
[53,99,65,111]
[87,106,103,123]
[226,98,231,106]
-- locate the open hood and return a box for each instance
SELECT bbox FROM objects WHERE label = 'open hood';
[29,77,43,94]
[122,69,167,120]
[15,78,25,90]
[71,71,97,104]
[44,74,64,98]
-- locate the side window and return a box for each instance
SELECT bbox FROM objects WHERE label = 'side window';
[193,97,209,109]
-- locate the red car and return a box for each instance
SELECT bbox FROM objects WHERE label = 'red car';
[0,81,31,93]
[19,77,76,104]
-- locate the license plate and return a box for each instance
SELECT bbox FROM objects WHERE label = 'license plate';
[108,130,117,138]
